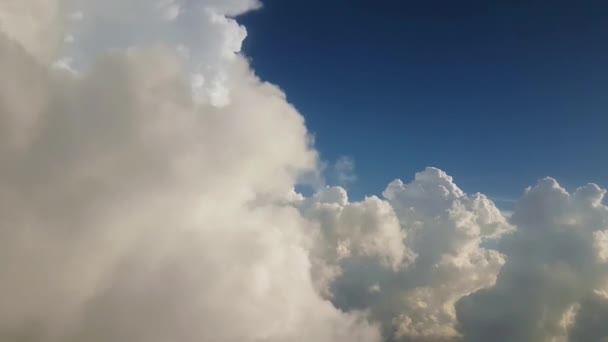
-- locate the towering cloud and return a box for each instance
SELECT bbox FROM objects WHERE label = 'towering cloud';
[0,1,380,341]
[297,168,512,341]
[1,1,607,342]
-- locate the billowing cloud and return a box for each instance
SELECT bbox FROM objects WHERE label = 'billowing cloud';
[0,1,380,341]
[302,168,512,341]
[293,186,414,297]
[298,170,608,342]
[456,178,608,342]
[1,1,607,342]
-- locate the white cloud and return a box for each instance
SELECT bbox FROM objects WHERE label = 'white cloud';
[0,1,380,341]
[56,0,258,106]
[293,168,511,341]
[456,178,608,342]
[366,168,511,341]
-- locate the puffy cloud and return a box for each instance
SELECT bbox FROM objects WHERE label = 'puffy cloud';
[58,0,261,106]
[376,168,510,341]
[0,1,381,342]
[456,178,608,342]
[298,168,512,341]
[306,169,607,342]
[294,186,413,296]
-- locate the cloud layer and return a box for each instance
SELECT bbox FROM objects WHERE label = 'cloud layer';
[1,1,607,342]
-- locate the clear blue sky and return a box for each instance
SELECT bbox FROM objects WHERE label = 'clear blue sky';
[238,0,608,204]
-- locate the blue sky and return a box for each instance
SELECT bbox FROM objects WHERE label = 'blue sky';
[239,0,608,205]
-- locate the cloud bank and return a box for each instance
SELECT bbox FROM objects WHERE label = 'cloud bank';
[0,1,607,342]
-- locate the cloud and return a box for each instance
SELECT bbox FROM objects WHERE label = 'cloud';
[311,168,512,342]
[57,0,262,106]
[300,169,608,342]
[0,1,380,341]
[333,156,357,185]
[293,186,414,296]
[0,0,65,61]
[568,290,608,341]
[456,178,608,342]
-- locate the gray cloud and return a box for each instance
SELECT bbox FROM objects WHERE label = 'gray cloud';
[569,291,608,342]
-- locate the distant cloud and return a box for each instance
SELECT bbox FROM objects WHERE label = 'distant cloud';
[489,195,518,204]
[456,179,608,342]
[333,156,358,185]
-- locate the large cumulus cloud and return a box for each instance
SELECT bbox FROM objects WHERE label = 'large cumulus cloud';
[0,1,380,341]
[296,168,511,341]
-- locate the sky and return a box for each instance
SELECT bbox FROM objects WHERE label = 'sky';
[239,0,608,204]
[2,1,608,342]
